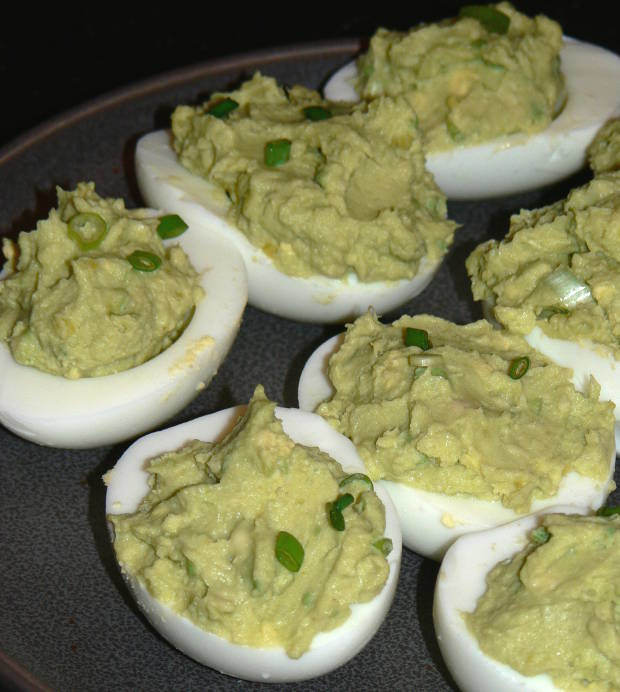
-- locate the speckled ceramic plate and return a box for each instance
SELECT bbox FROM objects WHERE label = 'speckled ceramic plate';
[0,41,617,692]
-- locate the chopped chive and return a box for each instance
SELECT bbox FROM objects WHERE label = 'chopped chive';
[404,327,431,350]
[127,250,162,272]
[538,306,570,319]
[531,527,550,544]
[339,473,374,491]
[67,212,108,251]
[157,214,188,239]
[446,117,466,143]
[275,531,304,572]
[207,98,239,119]
[508,356,530,380]
[597,506,620,517]
[329,505,345,531]
[185,558,197,577]
[373,538,393,556]
[333,493,354,512]
[303,106,332,121]
[264,139,291,167]
[459,5,510,34]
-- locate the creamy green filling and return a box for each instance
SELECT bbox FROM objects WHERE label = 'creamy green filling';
[355,2,564,152]
[109,387,389,658]
[467,513,620,690]
[467,171,620,358]
[316,312,614,512]
[589,118,620,175]
[172,72,457,282]
[0,182,203,378]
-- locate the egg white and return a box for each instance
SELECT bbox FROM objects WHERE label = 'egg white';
[524,326,620,450]
[324,38,620,199]
[135,130,442,323]
[0,218,247,448]
[105,404,402,683]
[433,505,589,692]
[298,335,616,559]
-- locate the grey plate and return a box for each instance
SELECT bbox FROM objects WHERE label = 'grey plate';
[0,40,616,692]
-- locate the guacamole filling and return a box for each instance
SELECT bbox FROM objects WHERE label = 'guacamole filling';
[589,118,620,175]
[109,387,390,658]
[0,183,203,378]
[316,312,614,513]
[467,513,620,690]
[172,72,457,282]
[355,2,565,152]
[467,171,620,358]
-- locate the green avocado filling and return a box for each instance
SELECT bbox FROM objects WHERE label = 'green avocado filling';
[0,182,203,378]
[109,387,390,659]
[467,171,620,359]
[588,117,620,175]
[315,312,615,513]
[467,513,620,690]
[171,72,457,282]
[355,2,565,152]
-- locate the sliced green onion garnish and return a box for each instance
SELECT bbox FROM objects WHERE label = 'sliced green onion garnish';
[508,356,530,380]
[333,493,354,512]
[67,212,108,251]
[597,506,620,517]
[404,327,431,350]
[185,558,197,577]
[264,139,291,167]
[127,250,162,272]
[157,214,188,239]
[459,5,510,34]
[275,531,304,572]
[207,98,239,119]
[537,267,593,310]
[531,527,550,544]
[409,353,442,367]
[446,117,466,143]
[431,367,448,378]
[537,306,570,320]
[303,106,332,121]
[339,473,373,491]
[329,505,346,531]
[373,538,393,556]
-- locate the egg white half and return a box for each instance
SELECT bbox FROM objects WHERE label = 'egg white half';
[324,38,620,199]
[298,335,616,559]
[105,405,402,683]
[135,130,442,323]
[0,219,247,448]
[524,326,620,450]
[433,505,589,692]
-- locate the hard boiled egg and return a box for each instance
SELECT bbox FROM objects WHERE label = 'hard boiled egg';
[324,38,620,199]
[105,404,402,682]
[433,505,588,692]
[298,335,615,559]
[0,217,247,448]
[524,326,620,450]
[135,131,442,323]
[481,299,620,452]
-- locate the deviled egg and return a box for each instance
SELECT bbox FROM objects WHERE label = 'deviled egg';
[298,312,616,559]
[105,387,401,682]
[434,506,619,691]
[324,5,620,199]
[0,183,247,448]
[136,73,457,323]
[467,170,620,448]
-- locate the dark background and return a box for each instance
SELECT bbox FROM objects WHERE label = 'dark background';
[3,2,618,149]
